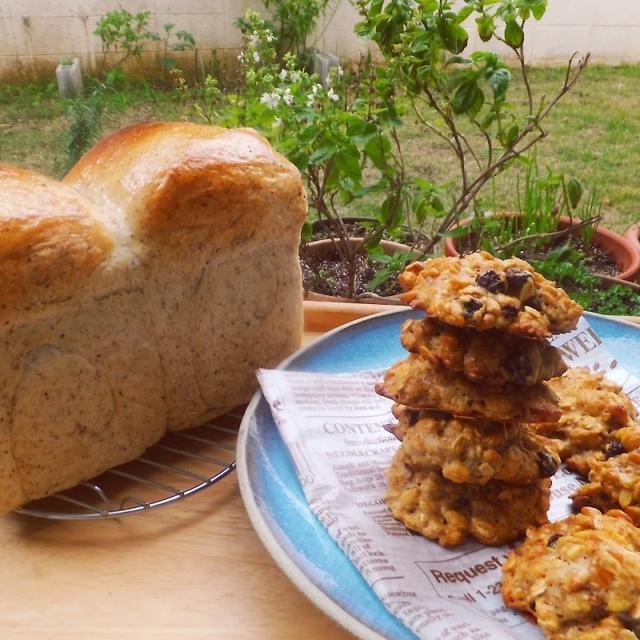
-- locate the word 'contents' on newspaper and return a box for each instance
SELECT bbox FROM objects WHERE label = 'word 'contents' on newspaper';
[257,316,640,640]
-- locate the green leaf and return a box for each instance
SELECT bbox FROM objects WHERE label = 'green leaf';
[504,20,524,47]
[364,135,391,170]
[451,80,480,114]
[364,228,384,251]
[300,221,313,243]
[476,14,494,42]
[467,85,485,117]
[500,123,519,148]
[447,55,471,65]
[488,67,511,99]
[438,14,469,54]
[531,1,547,20]
[566,178,583,209]
[309,145,336,163]
[366,267,395,291]
[457,5,474,22]
[334,147,363,182]
[367,245,393,264]
[297,126,317,144]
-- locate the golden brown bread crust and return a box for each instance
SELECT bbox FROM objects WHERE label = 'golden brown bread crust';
[0,121,307,511]
[64,121,306,238]
[66,122,307,430]
[0,165,113,321]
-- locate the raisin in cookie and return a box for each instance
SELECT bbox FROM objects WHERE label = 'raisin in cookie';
[399,251,582,338]
[531,367,640,476]
[389,405,559,484]
[502,507,640,640]
[386,447,550,546]
[376,354,561,422]
[572,450,640,525]
[401,317,567,385]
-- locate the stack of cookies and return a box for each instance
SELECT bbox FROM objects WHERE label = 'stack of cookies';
[376,251,583,547]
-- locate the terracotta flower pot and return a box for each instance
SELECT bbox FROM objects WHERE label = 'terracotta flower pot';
[625,224,640,282]
[444,215,640,282]
[301,237,412,305]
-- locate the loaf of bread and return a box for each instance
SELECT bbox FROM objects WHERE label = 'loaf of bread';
[0,121,306,512]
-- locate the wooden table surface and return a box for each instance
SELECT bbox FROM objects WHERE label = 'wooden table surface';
[0,301,397,640]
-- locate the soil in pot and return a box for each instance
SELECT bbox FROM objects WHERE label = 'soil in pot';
[300,239,406,298]
[309,217,425,247]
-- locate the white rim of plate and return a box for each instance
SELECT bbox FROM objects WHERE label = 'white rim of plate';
[236,308,636,640]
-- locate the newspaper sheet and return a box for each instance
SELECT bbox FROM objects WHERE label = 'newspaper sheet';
[257,316,640,639]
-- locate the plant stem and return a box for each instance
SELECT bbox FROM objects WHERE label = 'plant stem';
[496,215,601,253]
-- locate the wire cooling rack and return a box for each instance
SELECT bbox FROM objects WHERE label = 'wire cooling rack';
[15,409,242,520]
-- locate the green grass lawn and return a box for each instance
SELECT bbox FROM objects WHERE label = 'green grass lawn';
[1,64,639,233]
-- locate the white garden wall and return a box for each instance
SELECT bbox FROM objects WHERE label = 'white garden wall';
[0,0,638,82]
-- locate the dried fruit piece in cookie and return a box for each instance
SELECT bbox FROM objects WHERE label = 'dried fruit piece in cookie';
[389,405,560,484]
[502,507,640,640]
[376,354,561,422]
[399,251,582,337]
[531,367,640,476]
[386,447,550,547]
[572,450,640,525]
[401,317,567,385]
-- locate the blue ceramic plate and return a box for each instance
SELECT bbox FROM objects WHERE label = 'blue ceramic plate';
[237,309,640,640]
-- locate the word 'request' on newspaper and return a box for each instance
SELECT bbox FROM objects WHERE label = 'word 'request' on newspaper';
[257,316,640,640]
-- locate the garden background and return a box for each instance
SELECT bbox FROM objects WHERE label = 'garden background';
[2,0,640,313]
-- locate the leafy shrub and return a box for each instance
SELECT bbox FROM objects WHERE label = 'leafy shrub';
[94,9,196,77]
[355,0,589,254]
[236,0,331,61]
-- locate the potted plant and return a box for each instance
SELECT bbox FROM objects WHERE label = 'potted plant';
[223,11,431,301]
[443,157,640,282]
[355,0,590,259]
[190,3,590,304]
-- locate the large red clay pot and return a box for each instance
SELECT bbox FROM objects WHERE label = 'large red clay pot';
[444,215,640,281]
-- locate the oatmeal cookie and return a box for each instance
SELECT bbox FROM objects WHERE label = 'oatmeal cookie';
[531,367,640,476]
[401,317,567,385]
[399,251,582,337]
[376,355,561,422]
[552,618,639,640]
[572,450,640,525]
[386,448,551,546]
[389,405,559,484]
[502,507,640,640]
